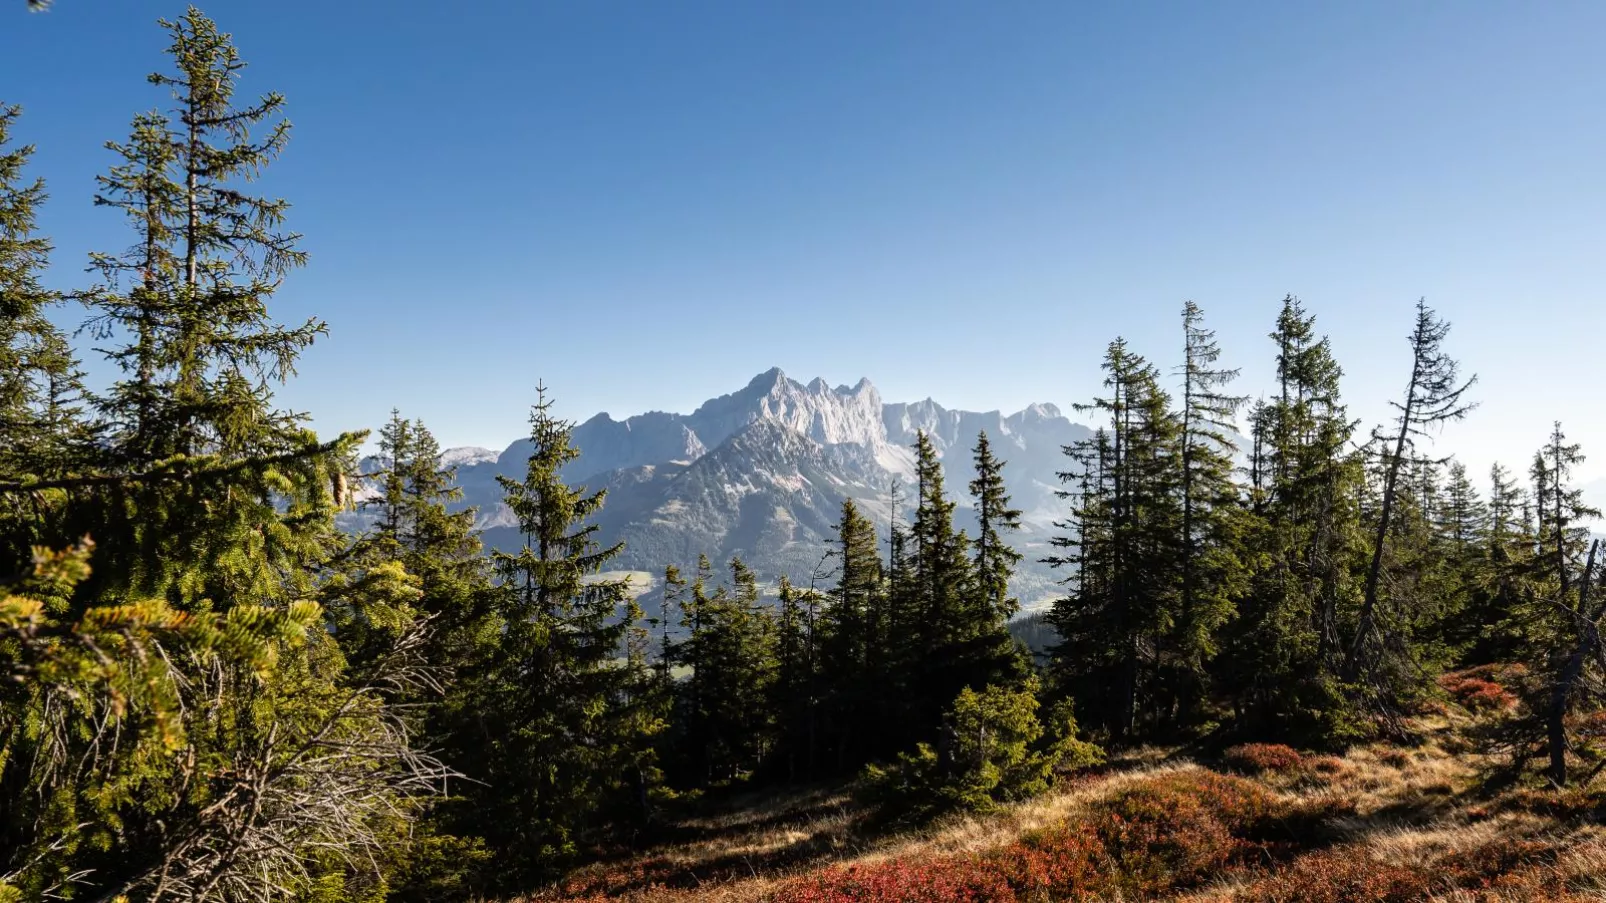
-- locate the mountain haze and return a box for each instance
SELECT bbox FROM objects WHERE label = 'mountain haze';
[358,369,1094,610]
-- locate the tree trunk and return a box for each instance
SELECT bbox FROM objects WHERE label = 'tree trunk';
[1549,540,1600,786]
[1348,361,1421,680]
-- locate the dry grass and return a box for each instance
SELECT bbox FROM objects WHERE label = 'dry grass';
[518,724,1606,902]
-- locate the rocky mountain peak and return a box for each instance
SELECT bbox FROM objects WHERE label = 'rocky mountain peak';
[345,369,1096,614]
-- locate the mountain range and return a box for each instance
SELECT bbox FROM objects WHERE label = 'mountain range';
[350,368,1093,613]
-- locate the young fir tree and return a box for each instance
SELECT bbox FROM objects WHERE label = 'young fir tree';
[471,385,660,882]
[956,431,1031,698]
[969,430,1023,624]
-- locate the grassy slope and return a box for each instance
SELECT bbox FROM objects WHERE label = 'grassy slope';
[523,712,1606,902]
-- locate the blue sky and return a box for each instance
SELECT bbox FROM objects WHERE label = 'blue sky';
[4,1,1605,489]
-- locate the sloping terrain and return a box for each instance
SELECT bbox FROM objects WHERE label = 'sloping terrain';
[522,714,1606,902]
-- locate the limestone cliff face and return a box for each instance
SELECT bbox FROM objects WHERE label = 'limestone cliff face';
[350,368,1094,612]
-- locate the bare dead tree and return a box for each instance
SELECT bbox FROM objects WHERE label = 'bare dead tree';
[1545,540,1604,786]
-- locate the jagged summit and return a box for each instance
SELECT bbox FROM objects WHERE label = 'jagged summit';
[349,369,1094,611]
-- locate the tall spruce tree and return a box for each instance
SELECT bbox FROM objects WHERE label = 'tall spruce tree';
[470,385,659,882]
[969,430,1024,624]
[1050,339,1183,739]
[819,499,885,768]
[771,575,816,782]
[1433,459,1489,655]
[1531,423,1599,599]
[1173,301,1248,719]
[1219,296,1364,743]
[76,8,341,606]
[0,103,87,565]
[1468,462,1536,659]
[672,558,778,785]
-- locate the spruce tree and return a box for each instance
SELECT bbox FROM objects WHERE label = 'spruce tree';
[1470,462,1536,659]
[1348,299,1476,684]
[1433,459,1488,655]
[1173,301,1248,719]
[470,385,659,881]
[1219,296,1364,743]
[969,430,1024,623]
[670,558,778,785]
[0,103,87,565]
[2,15,443,897]
[1050,340,1183,739]
[1531,422,1599,598]
[820,498,885,768]
[771,575,815,782]
[76,8,341,605]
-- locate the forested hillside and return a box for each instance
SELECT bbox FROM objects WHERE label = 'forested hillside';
[3,8,1606,903]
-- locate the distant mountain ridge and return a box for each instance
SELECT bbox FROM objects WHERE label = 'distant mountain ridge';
[352,368,1094,612]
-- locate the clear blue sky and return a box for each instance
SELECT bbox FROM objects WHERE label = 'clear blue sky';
[4,1,1605,489]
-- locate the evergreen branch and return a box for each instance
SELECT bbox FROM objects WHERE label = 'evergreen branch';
[0,432,362,494]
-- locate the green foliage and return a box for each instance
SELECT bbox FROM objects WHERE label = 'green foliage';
[1,13,452,902]
[671,556,778,785]
[863,677,1101,820]
[1048,338,1186,739]
[457,385,664,886]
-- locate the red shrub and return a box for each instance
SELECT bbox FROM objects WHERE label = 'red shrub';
[1236,849,1430,903]
[1305,755,1347,775]
[1239,839,1566,903]
[1565,708,1606,741]
[1222,743,1305,774]
[988,826,1109,901]
[771,772,1308,903]
[1376,748,1412,767]
[1438,668,1520,713]
[1497,786,1606,821]
[1436,839,1558,887]
[1084,771,1279,894]
[771,856,1016,903]
[1456,663,1528,683]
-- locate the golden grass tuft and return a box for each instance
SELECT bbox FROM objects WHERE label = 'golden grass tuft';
[516,724,1606,902]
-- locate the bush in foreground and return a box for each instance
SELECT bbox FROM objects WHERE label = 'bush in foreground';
[1222,743,1305,775]
[774,770,1348,903]
[862,677,1102,820]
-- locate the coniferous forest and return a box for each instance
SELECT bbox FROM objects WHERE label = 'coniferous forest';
[5,9,1606,903]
